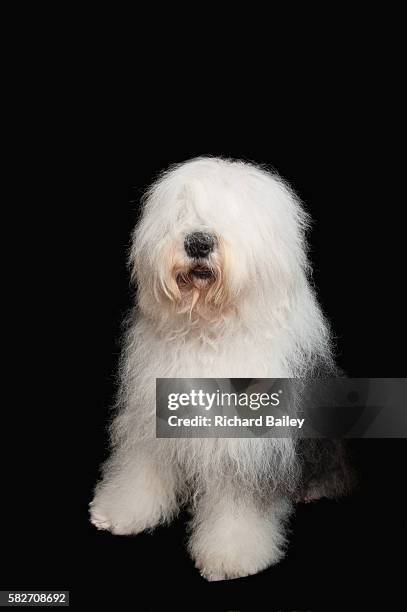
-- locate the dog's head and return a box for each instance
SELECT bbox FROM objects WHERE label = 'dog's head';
[130,157,310,328]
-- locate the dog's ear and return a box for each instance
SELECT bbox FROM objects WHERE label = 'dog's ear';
[128,228,139,285]
[128,202,147,286]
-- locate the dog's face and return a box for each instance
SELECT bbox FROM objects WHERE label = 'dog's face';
[131,159,309,325]
[132,205,235,322]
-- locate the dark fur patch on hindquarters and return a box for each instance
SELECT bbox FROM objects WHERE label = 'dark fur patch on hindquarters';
[296,439,357,503]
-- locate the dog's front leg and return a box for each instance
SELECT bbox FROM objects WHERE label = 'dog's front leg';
[89,443,180,535]
[188,482,292,581]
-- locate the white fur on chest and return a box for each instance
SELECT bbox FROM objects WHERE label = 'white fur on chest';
[135,320,289,380]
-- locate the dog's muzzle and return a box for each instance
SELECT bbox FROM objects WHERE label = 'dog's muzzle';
[184,232,216,259]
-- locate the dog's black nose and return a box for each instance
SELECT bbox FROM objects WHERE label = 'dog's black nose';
[184,232,215,259]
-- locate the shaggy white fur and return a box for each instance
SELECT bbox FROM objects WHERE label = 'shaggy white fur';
[90,157,334,580]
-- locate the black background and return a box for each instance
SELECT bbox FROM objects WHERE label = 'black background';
[3,113,406,610]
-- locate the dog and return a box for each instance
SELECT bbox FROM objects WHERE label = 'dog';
[90,157,353,580]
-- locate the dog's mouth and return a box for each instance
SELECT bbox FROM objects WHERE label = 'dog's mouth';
[191,265,213,279]
[176,265,215,287]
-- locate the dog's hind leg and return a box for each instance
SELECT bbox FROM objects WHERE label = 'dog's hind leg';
[296,439,356,503]
[188,481,293,581]
[89,443,180,535]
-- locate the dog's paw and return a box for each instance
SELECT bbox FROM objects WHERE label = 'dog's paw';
[296,489,322,504]
[194,557,264,582]
[89,502,146,535]
[89,506,113,532]
[189,502,290,581]
[89,484,176,536]
[89,505,137,535]
[193,543,283,582]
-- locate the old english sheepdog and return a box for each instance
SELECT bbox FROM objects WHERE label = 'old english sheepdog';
[90,157,352,581]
